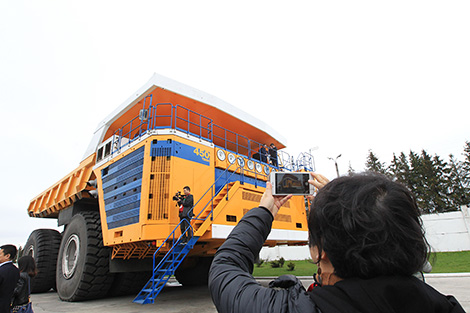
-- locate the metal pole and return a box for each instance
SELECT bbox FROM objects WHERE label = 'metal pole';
[328,154,342,178]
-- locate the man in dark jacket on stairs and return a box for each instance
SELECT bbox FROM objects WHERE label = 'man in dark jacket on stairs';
[209,173,465,313]
[178,186,194,243]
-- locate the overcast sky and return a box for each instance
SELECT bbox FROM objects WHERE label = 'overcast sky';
[1,1,469,247]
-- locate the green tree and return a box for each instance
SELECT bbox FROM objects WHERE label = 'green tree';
[430,154,452,212]
[365,150,386,174]
[388,152,410,186]
[462,141,470,196]
[360,141,470,214]
[408,150,424,209]
[447,154,467,210]
[418,150,437,213]
[413,150,450,213]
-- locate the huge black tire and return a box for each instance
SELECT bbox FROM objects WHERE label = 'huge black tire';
[56,212,114,301]
[174,257,213,286]
[108,271,151,297]
[23,229,62,293]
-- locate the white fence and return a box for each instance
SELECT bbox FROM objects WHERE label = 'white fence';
[260,206,470,261]
[422,205,470,252]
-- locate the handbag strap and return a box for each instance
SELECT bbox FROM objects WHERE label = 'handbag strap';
[27,275,31,302]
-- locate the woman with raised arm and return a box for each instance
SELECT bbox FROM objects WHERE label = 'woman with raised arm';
[209,172,465,313]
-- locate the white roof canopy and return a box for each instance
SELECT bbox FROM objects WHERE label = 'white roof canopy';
[83,73,287,161]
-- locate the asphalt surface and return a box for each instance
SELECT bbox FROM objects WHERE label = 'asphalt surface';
[30,274,470,312]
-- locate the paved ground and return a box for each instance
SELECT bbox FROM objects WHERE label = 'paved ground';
[425,274,470,311]
[31,274,469,312]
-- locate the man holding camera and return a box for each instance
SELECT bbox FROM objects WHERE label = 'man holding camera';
[176,186,194,243]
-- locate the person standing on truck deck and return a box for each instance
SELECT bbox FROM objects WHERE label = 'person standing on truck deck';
[178,186,194,243]
[0,244,20,313]
[259,144,268,163]
[268,143,278,167]
[11,255,37,313]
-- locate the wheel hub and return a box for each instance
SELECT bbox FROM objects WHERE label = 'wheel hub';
[62,234,80,279]
[25,245,34,258]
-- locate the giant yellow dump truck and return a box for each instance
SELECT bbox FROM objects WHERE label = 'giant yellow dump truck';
[24,74,313,304]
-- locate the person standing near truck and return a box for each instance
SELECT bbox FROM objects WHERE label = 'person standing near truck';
[0,245,20,313]
[11,255,37,313]
[177,186,194,243]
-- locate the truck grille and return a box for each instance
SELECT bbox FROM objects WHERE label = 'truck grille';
[148,147,171,220]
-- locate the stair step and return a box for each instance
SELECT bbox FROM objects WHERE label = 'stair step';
[155,268,169,273]
[134,236,201,304]
[133,180,239,305]
[163,259,174,264]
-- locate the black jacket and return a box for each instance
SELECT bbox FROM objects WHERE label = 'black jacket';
[259,147,268,163]
[178,194,194,218]
[208,207,465,313]
[11,272,30,307]
[268,146,278,166]
[0,262,20,313]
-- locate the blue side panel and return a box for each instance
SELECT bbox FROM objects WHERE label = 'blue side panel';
[102,146,145,229]
[150,139,210,165]
[214,168,266,195]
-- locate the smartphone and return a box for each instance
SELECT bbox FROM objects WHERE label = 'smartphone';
[270,172,314,196]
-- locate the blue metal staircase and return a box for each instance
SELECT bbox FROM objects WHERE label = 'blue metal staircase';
[134,161,261,305]
[133,220,199,304]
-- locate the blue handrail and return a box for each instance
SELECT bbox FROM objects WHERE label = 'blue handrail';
[150,102,172,130]
[189,160,240,221]
[174,105,212,142]
[107,100,316,171]
[150,218,194,284]
[109,102,287,168]
[189,158,267,223]
[149,160,264,281]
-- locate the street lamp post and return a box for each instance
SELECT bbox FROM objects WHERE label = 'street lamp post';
[328,154,342,178]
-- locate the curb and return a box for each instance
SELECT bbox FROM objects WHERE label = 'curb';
[424,273,470,278]
[256,273,470,280]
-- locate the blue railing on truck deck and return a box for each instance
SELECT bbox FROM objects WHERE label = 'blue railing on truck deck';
[109,95,314,171]
[110,98,262,161]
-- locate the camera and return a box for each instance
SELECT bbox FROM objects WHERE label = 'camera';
[172,191,185,202]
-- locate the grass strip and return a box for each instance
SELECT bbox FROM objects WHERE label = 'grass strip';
[253,251,470,277]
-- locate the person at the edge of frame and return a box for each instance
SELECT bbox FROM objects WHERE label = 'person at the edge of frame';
[11,255,38,313]
[177,186,194,243]
[208,172,466,313]
[0,244,20,313]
